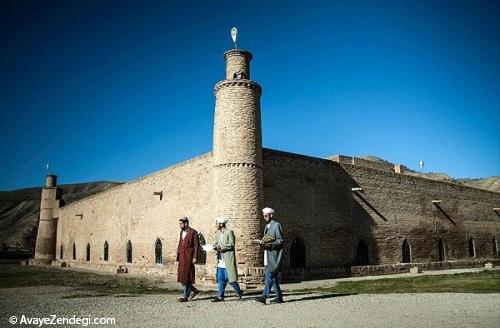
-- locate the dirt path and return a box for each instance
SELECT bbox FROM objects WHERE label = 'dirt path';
[1,286,499,328]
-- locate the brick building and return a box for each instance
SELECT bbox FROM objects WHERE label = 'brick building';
[30,48,500,286]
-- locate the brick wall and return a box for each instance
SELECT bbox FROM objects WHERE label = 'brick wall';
[263,148,500,271]
[50,148,500,282]
[56,153,218,282]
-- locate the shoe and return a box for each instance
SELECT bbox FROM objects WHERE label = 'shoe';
[255,296,266,305]
[235,291,243,300]
[178,298,188,302]
[271,298,284,304]
[189,289,200,300]
[211,297,224,302]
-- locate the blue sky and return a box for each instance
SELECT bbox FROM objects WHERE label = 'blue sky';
[1,0,499,190]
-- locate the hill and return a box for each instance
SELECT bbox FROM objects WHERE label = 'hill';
[0,181,122,257]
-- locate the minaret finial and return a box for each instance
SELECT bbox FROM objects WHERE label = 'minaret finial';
[231,27,238,49]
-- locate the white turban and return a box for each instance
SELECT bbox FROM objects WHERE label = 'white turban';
[215,217,229,224]
[262,207,275,214]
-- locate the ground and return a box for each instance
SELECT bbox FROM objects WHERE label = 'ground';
[1,286,499,328]
[1,265,499,327]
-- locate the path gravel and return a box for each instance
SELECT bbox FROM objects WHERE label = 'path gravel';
[1,286,499,328]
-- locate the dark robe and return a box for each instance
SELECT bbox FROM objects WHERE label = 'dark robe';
[177,227,199,285]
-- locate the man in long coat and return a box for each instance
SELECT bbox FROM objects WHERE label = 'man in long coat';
[177,217,200,302]
[211,217,243,302]
[255,207,284,304]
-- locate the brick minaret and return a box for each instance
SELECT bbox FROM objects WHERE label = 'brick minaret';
[32,175,61,265]
[213,49,264,284]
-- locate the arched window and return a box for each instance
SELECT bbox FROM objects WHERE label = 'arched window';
[103,241,109,261]
[290,237,306,268]
[438,239,446,262]
[197,233,207,265]
[155,238,162,264]
[402,239,411,263]
[60,245,63,259]
[493,237,498,257]
[354,240,369,266]
[86,243,91,262]
[126,240,132,263]
[72,243,76,260]
[468,237,475,258]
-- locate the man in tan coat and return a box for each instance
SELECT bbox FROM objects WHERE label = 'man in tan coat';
[211,217,243,302]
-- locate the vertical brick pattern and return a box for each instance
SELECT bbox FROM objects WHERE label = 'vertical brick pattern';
[213,50,263,270]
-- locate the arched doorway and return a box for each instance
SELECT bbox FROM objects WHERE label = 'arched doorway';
[468,237,475,257]
[290,237,306,268]
[438,239,446,262]
[354,240,369,266]
[402,239,411,263]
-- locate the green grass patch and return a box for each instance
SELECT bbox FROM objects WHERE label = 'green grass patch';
[318,270,500,294]
[0,263,176,297]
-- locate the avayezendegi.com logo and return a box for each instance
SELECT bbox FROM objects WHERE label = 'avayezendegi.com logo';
[8,314,116,326]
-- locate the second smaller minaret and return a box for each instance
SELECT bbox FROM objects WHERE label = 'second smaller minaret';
[31,175,61,265]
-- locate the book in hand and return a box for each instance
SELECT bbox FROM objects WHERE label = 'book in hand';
[252,234,276,245]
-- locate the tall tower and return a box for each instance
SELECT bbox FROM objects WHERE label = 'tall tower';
[32,175,61,265]
[213,49,264,283]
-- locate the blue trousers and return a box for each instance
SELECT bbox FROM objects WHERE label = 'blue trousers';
[262,268,282,300]
[217,267,241,299]
[182,283,192,300]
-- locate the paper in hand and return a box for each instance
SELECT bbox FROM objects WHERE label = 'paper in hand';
[202,244,214,252]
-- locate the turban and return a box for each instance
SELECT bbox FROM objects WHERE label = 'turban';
[262,207,275,214]
[215,217,229,224]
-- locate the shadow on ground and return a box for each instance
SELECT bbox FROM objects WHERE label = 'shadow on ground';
[190,290,356,303]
